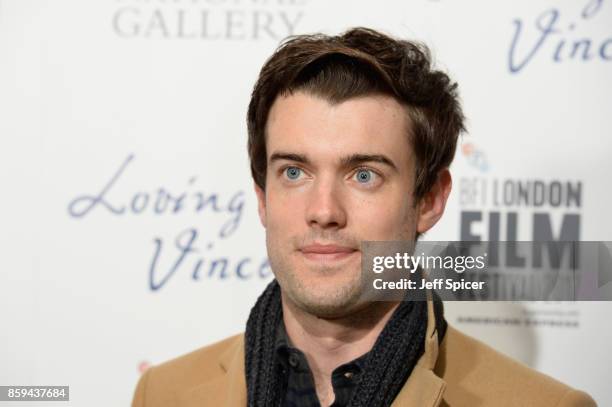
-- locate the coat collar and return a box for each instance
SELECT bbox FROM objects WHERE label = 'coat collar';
[180,296,446,407]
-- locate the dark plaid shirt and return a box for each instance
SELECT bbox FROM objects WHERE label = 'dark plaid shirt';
[275,321,369,407]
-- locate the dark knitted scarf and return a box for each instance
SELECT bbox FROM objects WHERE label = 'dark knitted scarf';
[245,280,430,407]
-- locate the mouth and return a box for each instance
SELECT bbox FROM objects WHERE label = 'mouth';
[298,243,359,263]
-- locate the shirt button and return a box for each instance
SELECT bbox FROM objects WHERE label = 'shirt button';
[288,354,299,368]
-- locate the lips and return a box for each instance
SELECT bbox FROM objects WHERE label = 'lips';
[299,244,358,262]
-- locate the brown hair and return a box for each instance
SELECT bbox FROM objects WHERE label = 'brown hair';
[247,27,465,201]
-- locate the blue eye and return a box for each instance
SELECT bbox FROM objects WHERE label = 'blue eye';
[355,169,374,183]
[285,166,302,180]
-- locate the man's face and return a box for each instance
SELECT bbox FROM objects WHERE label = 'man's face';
[256,91,421,318]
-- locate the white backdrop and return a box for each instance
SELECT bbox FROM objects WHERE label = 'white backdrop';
[1,0,611,405]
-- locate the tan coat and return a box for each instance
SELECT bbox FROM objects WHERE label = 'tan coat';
[132,301,596,407]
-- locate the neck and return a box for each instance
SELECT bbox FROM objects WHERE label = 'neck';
[281,293,400,405]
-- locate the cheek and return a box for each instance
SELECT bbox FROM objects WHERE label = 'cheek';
[349,194,416,239]
[265,189,304,230]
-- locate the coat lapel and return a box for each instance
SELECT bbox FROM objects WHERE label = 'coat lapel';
[391,365,446,407]
[221,336,247,406]
[391,297,447,407]
[177,336,247,407]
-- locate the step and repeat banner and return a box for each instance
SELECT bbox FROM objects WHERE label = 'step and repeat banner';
[1,0,610,405]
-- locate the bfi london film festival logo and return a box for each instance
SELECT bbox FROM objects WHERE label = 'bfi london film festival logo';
[458,143,582,243]
[457,145,586,329]
[112,0,309,40]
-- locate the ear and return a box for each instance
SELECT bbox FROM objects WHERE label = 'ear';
[416,169,452,234]
[254,182,267,228]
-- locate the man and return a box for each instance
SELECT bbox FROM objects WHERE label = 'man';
[132,28,596,407]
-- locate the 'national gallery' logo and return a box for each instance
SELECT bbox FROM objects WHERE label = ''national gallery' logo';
[112,0,308,40]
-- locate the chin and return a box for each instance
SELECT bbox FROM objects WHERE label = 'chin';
[286,278,366,319]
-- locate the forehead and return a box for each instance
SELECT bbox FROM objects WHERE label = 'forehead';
[265,91,414,165]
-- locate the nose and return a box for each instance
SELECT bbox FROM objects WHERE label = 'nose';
[305,177,347,230]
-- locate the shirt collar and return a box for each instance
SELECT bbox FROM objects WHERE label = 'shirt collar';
[274,318,370,374]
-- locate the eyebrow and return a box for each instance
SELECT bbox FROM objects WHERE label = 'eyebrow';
[269,151,398,172]
[269,152,309,165]
[340,154,398,172]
